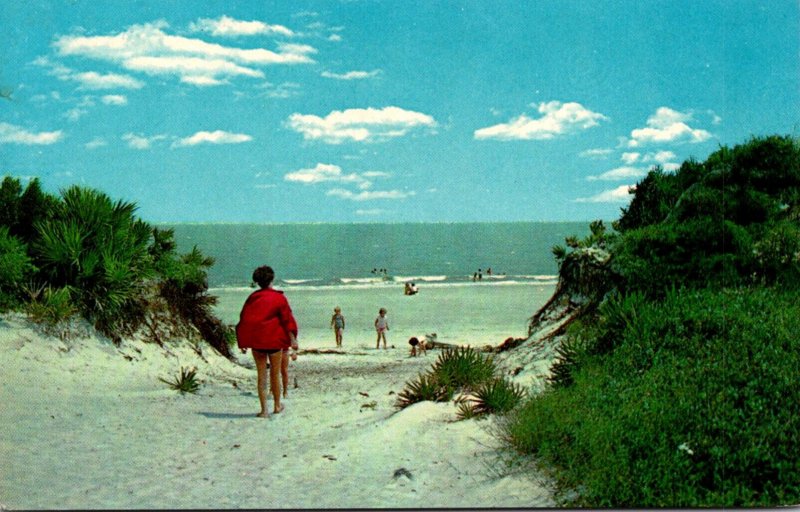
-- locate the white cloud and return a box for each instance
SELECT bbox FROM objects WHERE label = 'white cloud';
[287,106,437,144]
[356,209,387,216]
[257,81,301,99]
[580,148,614,159]
[474,101,607,141]
[101,94,127,105]
[85,137,107,149]
[190,16,294,37]
[53,22,316,87]
[123,133,167,149]
[587,166,646,181]
[328,34,343,42]
[0,122,63,145]
[284,163,368,186]
[173,130,253,147]
[645,150,677,164]
[621,152,640,164]
[327,188,415,201]
[35,57,144,90]
[574,185,636,203]
[627,107,711,147]
[284,163,390,190]
[65,107,89,122]
[321,69,381,80]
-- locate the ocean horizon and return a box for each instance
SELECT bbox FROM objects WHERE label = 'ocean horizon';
[168,221,589,289]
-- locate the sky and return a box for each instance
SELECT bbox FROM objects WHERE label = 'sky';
[1,1,798,223]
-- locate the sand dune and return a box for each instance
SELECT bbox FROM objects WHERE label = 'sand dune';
[0,313,554,509]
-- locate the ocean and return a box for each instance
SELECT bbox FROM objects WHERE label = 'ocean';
[167,222,587,348]
[168,222,588,289]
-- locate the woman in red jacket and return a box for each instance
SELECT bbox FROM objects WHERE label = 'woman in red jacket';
[236,266,299,418]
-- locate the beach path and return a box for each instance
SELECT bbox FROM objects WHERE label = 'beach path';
[0,314,553,509]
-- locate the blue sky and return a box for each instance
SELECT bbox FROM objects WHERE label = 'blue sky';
[2,1,798,223]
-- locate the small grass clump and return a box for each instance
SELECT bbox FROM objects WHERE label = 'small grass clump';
[431,346,496,390]
[395,371,452,408]
[457,377,526,420]
[160,366,201,394]
[396,346,498,410]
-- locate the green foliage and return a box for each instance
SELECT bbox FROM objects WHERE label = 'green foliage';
[160,366,201,394]
[32,186,154,338]
[505,287,800,507]
[0,177,58,243]
[395,371,453,408]
[25,286,77,327]
[0,226,34,310]
[512,135,800,506]
[430,346,496,391]
[396,347,498,410]
[457,377,526,419]
[609,135,800,297]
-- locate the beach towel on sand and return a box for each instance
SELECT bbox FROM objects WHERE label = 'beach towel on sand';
[236,288,298,351]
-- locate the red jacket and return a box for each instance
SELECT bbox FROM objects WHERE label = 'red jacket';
[236,288,298,351]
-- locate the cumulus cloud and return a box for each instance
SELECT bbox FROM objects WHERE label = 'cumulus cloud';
[287,106,437,144]
[646,150,677,164]
[189,15,294,37]
[621,152,640,164]
[101,94,127,105]
[627,107,711,147]
[0,122,63,145]
[85,137,107,149]
[574,185,635,203]
[52,22,316,87]
[587,166,646,182]
[474,101,607,141]
[35,57,144,90]
[173,130,253,147]
[284,163,369,187]
[123,133,168,149]
[321,70,381,80]
[580,148,614,159]
[327,188,415,201]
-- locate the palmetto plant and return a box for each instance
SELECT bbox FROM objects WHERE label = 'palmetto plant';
[430,346,496,392]
[160,366,201,394]
[33,186,153,338]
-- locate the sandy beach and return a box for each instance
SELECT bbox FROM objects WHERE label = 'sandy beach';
[0,283,559,509]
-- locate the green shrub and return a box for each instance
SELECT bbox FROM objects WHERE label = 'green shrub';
[457,377,526,419]
[503,286,800,507]
[25,286,78,336]
[0,226,33,310]
[395,372,452,408]
[33,186,153,338]
[160,366,201,394]
[430,346,496,391]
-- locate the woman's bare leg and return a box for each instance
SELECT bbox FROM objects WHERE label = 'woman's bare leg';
[252,350,269,417]
[268,351,284,413]
[281,349,290,398]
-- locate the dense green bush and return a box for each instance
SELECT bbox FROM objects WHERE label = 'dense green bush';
[506,286,800,507]
[32,186,154,338]
[0,226,34,309]
[513,135,800,507]
[0,179,230,355]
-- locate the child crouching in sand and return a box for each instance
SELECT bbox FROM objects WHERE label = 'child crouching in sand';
[374,308,389,349]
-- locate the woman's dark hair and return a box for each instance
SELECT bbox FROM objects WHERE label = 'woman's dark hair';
[253,266,275,288]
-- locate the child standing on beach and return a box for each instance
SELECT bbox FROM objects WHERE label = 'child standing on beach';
[330,306,345,347]
[374,308,389,349]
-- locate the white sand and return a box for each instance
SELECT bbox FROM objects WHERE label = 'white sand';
[0,312,555,509]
